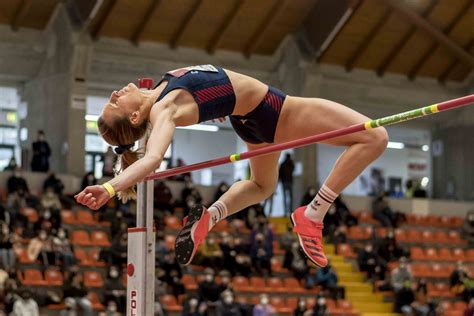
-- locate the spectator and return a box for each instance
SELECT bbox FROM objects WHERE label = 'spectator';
[312,296,329,316]
[293,298,308,316]
[334,196,358,227]
[0,262,8,292]
[316,263,345,299]
[372,193,397,227]
[376,229,406,262]
[214,182,230,201]
[322,205,341,237]
[250,217,273,276]
[198,237,224,271]
[462,210,474,245]
[12,289,39,316]
[59,297,79,316]
[198,268,221,303]
[300,186,317,207]
[103,266,126,312]
[43,172,64,195]
[233,240,252,277]
[394,282,415,314]
[4,156,17,171]
[330,225,348,246]
[110,232,128,266]
[31,130,51,172]
[391,258,412,293]
[357,243,386,281]
[450,261,474,301]
[81,172,97,191]
[279,153,295,216]
[215,290,242,316]
[217,270,233,294]
[52,228,75,268]
[181,179,202,213]
[154,181,175,213]
[101,300,121,316]
[0,223,15,270]
[40,187,62,229]
[253,294,275,316]
[405,180,415,198]
[27,230,55,266]
[246,204,265,230]
[7,168,29,195]
[173,158,191,182]
[102,146,116,178]
[219,234,237,275]
[181,295,207,316]
[63,271,93,316]
[284,241,308,281]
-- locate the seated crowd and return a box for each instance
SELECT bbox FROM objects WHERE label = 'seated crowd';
[0,168,473,316]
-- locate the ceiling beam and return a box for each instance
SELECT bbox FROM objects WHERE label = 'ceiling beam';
[170,0,203,49]
[206,0,244,54]
[345,8,392,71]
[316,0,362,62]
[11,0,32,31]
[89,0,117,39]
[377,0,437,77]
[131,0,162,45]
[383,0,474,68]
[408,0,473,80]
[243,0,287,58]
[439,39,474,83]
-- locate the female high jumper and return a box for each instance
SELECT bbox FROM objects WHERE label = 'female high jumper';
[75,65,388,268]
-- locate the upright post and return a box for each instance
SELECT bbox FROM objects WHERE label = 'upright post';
[127,78,156,316]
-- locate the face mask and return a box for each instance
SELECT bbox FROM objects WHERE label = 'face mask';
[224,296,233,304]
[261,297,268,305]
[39,233,47,240]
[318,298,326,306]
[298,301,306,309]
[189,299,198,307]
[58,231,66,239]
[44,211,51,219]
[110,270,119,278]
[205,275,213,282]
[108,304,117,312]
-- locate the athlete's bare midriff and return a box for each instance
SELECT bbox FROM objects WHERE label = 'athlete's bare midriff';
[154,69,269,126]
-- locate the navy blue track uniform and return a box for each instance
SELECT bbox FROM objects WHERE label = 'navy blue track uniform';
[155,65,286,144]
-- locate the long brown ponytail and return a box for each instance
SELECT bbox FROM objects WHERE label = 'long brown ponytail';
[98,111,148,202]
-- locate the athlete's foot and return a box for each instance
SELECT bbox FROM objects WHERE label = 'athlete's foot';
[291,206,328,268]
[175,205,210,265]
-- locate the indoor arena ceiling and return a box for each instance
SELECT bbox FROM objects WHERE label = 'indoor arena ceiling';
[0,0,473,82]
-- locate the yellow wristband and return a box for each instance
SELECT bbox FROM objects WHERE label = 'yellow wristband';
[103,182,116,198]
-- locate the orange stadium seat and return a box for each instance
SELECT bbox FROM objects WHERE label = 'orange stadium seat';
[249,277,266,292]
[411,247,426,261]
[348,226,369,240]
[395,229,408,242]
[232,276,250,292]
[407,229,422,242]
[466,249,474,262]
[424,248,438,261]
[376,227,387,238]
[16,247,37,264]
[45,268,63,286]
[451,248,466,261]
[272,240,284,255]
[428,283,452,298]
[438,248,453,262]
[61,210,77,225]
[433,231,448,244]
[160,295,183,312]
[88,249,106,267]
[358,212,378,225]
[71,230,92,246]
[421,230,433,243]
[410,263,431,278]
[271,257,286,273]
[283,277,306,294]
[182,274,197,290]
[74,248,90,266]
[265,277,285,293]
[83,271,104,288]
[164,215,182,230]
[77,210,97,225]
[286,297,298,309]
[448,231,464,244]
[212,220,229,232]
[18,269,46,286]
[431,264,453,278]
[91,231,111,247]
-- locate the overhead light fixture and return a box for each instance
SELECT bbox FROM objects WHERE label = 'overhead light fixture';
[85,114,99,121]
[177,125,219,132]
[421,177,429,187]
[422,145,429,152]
[387,141,405,149]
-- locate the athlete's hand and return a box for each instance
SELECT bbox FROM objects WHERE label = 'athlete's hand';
[75,185,110,210]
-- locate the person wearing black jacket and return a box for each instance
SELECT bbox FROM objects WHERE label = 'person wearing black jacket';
[31,130,51,172]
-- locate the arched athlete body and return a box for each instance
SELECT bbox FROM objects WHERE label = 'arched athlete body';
[75,65,388,267]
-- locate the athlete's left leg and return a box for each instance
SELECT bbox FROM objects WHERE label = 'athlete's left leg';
[175,147,281,265]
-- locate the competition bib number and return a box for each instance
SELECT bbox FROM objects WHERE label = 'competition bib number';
[167,64,218,77]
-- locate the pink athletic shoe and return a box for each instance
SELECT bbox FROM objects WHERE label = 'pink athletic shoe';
[175,205,210,265]
[291,206,328,268]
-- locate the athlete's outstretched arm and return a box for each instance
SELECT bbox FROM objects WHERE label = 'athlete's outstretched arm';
[75,103,176,210]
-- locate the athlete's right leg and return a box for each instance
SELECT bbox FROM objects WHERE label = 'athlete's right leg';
[175,145,281,265]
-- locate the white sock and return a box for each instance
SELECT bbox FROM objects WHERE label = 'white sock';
[304,185,338,223]
[207,201,228,231]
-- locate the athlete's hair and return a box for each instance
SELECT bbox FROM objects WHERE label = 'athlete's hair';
[97,110,148,202]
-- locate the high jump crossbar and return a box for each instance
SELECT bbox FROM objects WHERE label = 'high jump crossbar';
[146,94,474,181]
